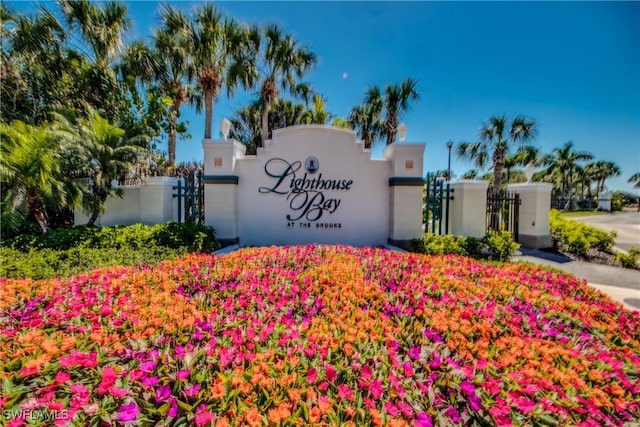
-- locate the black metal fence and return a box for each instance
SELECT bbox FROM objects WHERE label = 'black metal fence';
[173,171,204,224]
[424,174,454,235]
[486,188,520,241]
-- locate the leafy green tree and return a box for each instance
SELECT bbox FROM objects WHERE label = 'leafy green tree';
[59,0,132,121]
[0,121,75,233]
[62,111,146,226]
[251,24,316,147]
[2,6,71,124]
[229,98,309,154]
[348,87,384,149]
[457,115,537,193]
[628,173,640,189]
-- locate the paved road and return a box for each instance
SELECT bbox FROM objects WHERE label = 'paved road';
[570,211,640,252]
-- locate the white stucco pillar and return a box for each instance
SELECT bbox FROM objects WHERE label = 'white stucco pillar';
[447,180,489,238]
[598,191,612,211]
[383,142,426,248]
[139,177,180,225]
[203,138,246,245]
[508,183,553,248]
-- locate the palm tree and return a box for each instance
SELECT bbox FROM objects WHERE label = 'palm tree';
[348,86,384,149]
[5,6,69,123]
[229,98,307,154]
[457,115,537,193]
[302,94,332,125]
[379,78,419,146]
[67,111,145,225]
[628,173,640,189]
[588,160,621,194]
[253,24,316,147]
[545,141,593,209]
[59,0,130,68]
[190,4,255,140]
[0,121,71,233]
[151,5,196,167]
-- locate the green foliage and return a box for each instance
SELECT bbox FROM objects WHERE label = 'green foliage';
[410,233,510,261]
[0,246,186,279]
[3,222,220,253]
[616,248,640,269]
[410,234,467,256]
[484,231,520,262]
[550,209,616,257]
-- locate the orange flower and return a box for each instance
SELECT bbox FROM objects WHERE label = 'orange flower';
[267,403,291,424]
[215,417,230,427]
[308,406,322,423]
[288,388,301,405]
[243,408,262,427]
[211,380,226,399]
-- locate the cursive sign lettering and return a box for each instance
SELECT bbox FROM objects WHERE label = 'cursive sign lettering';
[259,158,352,222]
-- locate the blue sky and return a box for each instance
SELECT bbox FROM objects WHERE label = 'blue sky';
[14,1,640,192]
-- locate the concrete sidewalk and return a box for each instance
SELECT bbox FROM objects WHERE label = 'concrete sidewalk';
[514,248,640,311]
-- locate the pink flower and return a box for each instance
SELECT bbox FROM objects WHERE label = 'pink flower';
[306,367,318,384]
[155,385,171,403]
[337,384,354,401]
[414,413,433,427]
[177,370,190,380]
[384,402,399,417]
[109,387,129,398]
[361,365,373,381]
[325,364,337,382]
[184,384,201,398]
[403,362,413,378]
[55,371,71,385]
[118,401,140,422]
[397,401,413,418]
[369,380,383,399]
[195,410,215,426]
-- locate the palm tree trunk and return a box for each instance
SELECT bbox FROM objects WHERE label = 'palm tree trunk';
[29,193,50,234]
[204,90,214,140]
[261,102,270,148]
[386,115,397,146]
[492,150,505,193]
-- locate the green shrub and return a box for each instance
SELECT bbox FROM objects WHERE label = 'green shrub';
[2,222,220,253]
[0,246,187,279]
[550,209,615,256]
[410,234,468,256]
[483,231,520,262]
[462,236,483,259]
[616,248,640,269]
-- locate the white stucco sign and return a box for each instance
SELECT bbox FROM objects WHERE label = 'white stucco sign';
[203,126,425,247]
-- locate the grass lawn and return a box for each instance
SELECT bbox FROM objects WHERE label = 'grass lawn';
[1,245,638,426]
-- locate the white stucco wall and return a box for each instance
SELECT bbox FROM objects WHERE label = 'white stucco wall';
[73,177,180,227]
[236,126,391,246]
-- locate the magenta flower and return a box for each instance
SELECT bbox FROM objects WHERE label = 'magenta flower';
[384,402,399,417]
[325,364,337,382]
[444,406,461,423]
[184,384,201,398]
[368,380,383,399]
[176,370,190,380]
[306,367,318,384]
[337,384,354,401]
[155,385,171,403]
[414,413,433,427]
[118,401,140,422]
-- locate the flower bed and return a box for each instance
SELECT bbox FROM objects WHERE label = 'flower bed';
[1,245,639,426]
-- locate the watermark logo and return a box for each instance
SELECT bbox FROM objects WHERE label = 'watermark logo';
[3,409,70,421]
